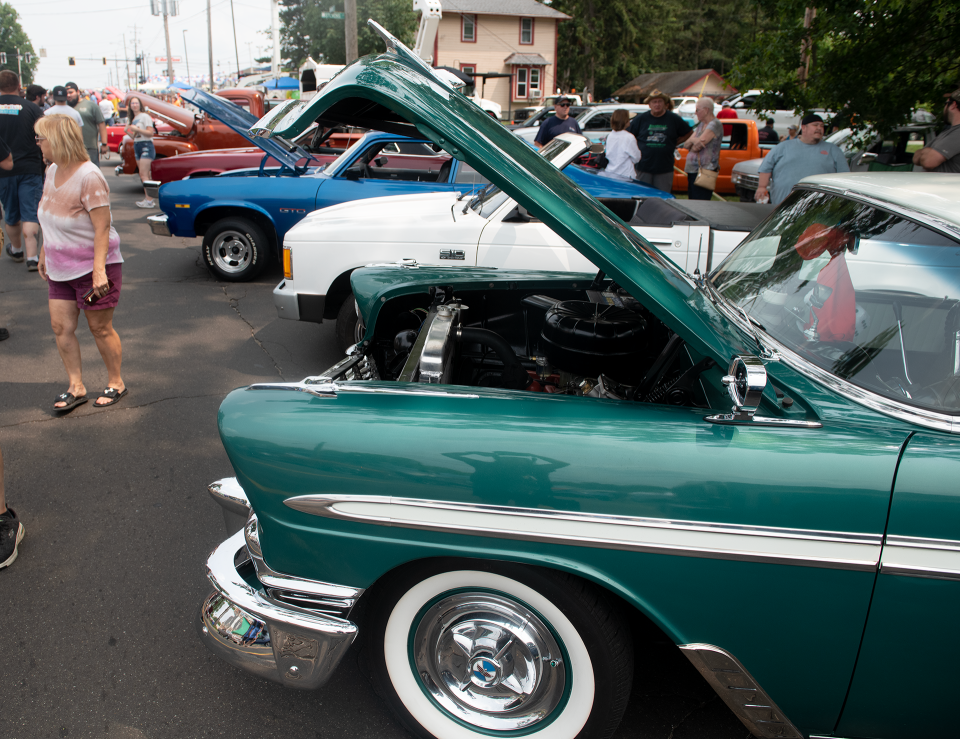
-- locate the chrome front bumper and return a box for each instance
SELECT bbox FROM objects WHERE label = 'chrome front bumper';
[198,477,360,690]
[148,214,171,237]
[273,279,300,321]
[143,180,161,199]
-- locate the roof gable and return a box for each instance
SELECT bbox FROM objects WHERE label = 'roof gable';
[441,0,570,19]
[613,70,732,100]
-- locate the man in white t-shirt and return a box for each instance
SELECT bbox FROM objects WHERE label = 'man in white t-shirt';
[44,86,84,129]
[98,97,116,126]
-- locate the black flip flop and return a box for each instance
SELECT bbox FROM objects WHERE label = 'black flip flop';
[54,392,87,413]
[95,387,128,407]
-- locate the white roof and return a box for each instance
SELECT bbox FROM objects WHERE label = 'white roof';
[441,0,570,19]
[800,173,960,231]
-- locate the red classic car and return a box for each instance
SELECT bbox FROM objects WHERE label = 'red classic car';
[114,88,270,176]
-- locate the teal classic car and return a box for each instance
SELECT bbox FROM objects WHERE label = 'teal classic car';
[199,23,960,739]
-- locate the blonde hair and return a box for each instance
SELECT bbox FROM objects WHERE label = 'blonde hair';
[35,115,89,165]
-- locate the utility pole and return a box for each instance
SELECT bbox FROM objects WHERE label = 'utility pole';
[163,4,175,85]
[344,0,358,63]
[230,0,241,80]
[183,29,190,84]
[270,0,280,78]
[798,7,817,87]
[207,0,215,90]
[123,33,130,88]
[15,47,21,78]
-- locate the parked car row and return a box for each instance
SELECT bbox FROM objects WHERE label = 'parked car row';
[191,22,960,739]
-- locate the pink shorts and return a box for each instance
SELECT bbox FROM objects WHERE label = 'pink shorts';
[48,263,123,310]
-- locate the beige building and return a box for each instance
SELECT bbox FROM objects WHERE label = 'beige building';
[433,0,570,119]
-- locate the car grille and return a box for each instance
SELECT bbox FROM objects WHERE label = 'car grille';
[732,172,759,189]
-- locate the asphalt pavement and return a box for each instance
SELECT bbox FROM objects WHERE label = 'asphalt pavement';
[0,160,748,739]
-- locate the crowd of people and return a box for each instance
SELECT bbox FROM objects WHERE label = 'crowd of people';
[533,86,960,202]
[0,70,130,571]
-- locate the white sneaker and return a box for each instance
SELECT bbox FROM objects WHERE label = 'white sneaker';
[136,199,156,209]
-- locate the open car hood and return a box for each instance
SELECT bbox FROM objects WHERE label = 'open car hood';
[124,91,196,136]
[180,88,311,172]
[249,22,748,365]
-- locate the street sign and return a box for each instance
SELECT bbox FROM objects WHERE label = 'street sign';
[155,56,182,63]
[321,11,345,18]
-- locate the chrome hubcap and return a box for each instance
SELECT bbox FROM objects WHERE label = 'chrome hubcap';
[211,230,253,274]
[412,592,565,731]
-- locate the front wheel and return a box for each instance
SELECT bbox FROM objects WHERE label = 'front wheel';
[367,562,633,739]
[202,217,270,282]
[335,293,364,352]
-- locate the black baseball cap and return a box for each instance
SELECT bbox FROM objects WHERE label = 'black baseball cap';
[801,113,824,126]
[52,85,68,101]
[556,96,571,105]
[64,82,80,92]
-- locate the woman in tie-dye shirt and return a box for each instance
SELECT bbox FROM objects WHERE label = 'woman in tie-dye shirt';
[35,115,127,413]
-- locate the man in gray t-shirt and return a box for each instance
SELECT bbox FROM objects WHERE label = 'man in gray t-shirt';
[913,89,960,173]
[756,113,849,204]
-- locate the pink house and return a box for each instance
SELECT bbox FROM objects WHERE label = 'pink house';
[433,0,570,116]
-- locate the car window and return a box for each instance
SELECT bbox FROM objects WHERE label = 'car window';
[583,113,612,131]
[335,141,451,181]
[721,122,750,150]
[454,162,490,187]
[467,137,573,218]
[712,189,960,413]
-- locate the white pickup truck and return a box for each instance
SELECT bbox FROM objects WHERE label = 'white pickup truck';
[273,133,774,349]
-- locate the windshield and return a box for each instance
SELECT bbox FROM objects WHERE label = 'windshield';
[712,189,960,413]
[467,137,575,217]
[522,106,589,128]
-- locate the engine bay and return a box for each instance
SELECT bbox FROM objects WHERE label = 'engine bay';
[355,278,720,407]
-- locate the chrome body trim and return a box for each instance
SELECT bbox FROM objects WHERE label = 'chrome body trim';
[143,180,160,199]
[880,534,960,581]
[244,517,364,617]
[709,282,960,434]
[207,477,251,535]
[272,279,300,321]
[199,528,358,690]
[704,413,822,428]
[284,494,882,571]
[418,304,461,384]
[147,213,171,237]
[680,644,802,738]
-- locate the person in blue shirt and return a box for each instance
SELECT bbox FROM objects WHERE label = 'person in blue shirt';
[534,96,582,149]
[755,113,849,204]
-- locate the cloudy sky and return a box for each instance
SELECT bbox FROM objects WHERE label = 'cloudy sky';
[11,0,279,90]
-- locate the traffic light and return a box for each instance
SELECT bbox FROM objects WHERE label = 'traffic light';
[68,56,75,66]
[103,57,107,65]
[24,53,31,63]
[0,53,6,65]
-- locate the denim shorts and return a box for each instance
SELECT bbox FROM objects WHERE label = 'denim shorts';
[134,141,156,161]
[0,174,43,225]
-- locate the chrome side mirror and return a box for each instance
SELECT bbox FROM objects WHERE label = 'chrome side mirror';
[705,354,822,428]
[721,355,766,420]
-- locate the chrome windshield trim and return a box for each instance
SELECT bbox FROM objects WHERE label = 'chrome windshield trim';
[797,184,960,243]
[710,289,960,434]
[284,494,882,571]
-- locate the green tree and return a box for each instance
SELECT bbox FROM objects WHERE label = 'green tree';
[551,0,770,100]
[729,0,960,133]
[0,3,38,85]
[280,0,418,69]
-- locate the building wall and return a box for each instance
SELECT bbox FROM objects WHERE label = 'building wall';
[435,13,559,117]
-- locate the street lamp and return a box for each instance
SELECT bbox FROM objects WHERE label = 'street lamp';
[183,29,191,84]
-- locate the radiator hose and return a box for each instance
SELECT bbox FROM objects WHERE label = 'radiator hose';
[455,327,530,390]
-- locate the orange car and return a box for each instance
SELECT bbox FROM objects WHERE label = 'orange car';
[673,119,774,195]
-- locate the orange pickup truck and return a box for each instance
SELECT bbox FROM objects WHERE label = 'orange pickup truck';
[672,119,775,195]
[114,88,268,176]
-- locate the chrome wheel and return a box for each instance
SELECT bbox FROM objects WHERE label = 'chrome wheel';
[412,592,565,731]
[211,229,254,275]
